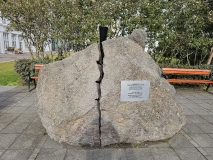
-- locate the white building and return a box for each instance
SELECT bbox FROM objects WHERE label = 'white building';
[0,17,52,54]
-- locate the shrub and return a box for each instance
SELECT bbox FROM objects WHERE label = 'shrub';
[14,52,73,85]
[14,59,32,85]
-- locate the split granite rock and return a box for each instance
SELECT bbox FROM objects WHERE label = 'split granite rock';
[36,29,186,147]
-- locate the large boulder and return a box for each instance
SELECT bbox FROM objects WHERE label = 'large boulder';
[36,29,186,147]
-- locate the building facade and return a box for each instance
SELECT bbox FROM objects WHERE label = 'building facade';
[0,17,52,54]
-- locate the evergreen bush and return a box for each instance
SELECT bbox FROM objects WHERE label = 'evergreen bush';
[14,52,72,85]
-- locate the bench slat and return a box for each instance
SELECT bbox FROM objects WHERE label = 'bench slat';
[30,75,38,79]
[167,79,213,84]
[34,64,45,70]
[162,68,211,75]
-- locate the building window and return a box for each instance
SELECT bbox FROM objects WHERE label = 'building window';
[12,34,16,48]
[2,18,6,24]
[3,33,9,49]
[18,36,22,49]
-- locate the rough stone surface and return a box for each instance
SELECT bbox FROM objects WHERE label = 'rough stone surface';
[36,44,100,147]
[100,37,186,146]
[128,29,147,50]
[36,29,186,147]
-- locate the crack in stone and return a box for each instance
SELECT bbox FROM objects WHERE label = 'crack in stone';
[96,42,104,147]
[95,26,108,147]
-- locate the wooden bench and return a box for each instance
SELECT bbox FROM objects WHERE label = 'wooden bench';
[162,68,213,91]
[27,64,44,92]
[14,48,23,54]
[6,47,15,52]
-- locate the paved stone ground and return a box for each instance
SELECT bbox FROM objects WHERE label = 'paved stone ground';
[0,86,213,160]
[0,52,56,62]
[0,53,32,62]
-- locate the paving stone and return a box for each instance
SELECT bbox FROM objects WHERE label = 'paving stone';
[175,147,206,160]
[21,97,35,102]
[186,118,192,124]
[198,103,213,110]
[5,96,24,102]
[182,103,201,110]
[192,94,210,100]
[9,87,28,93]
[22,107,38,114]
[0,114,20,123]
[65,149,127,160]
[0,106,8,111]
[12,92,30,97]
[14,101,34,107]
[201,115,213,124]
[203,148,213,159]
[205,155,213,160]
[196,147,208,156]
[191,109,212,115]
[181,95,196,99]
[147,141,169,148]
[1,123,29,134]
[0,134,19,149]
[177,129,184,134]
[4,107,28,114]
[25,95,36,100]
[186,115,208,123]
[0,101,15,107]
[202,99,213,104]
[0,92,17,97]
[196,124,213,133]
[182,123,204,134]
[0,149,32,160]
[23,122,46,135]
[202,94,213,99]
[189,134,213,147]
[13,114,37,123]
[190,99,205,104]
[91,149,127,160]
[151,148,180,160]
[36,148,66,160]
[168,134,194,148]
[209,134,213,138]
[9,134,42,149]
[43,137,64,149]
[182,108,196,115]
[0,97,8,101]
[0,123,9,131]
[125,148,154,160]
[0,150,5,157]
[64,149,90,160]
[175,99,191,103]
[32,116,42,123]
[0,86,16,92]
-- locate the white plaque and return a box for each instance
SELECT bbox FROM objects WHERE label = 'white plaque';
[120,80,150,101]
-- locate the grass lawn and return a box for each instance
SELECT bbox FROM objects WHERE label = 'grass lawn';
[0,61,21,86]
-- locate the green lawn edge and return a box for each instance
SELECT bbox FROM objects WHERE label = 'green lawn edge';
[0,61,21,86]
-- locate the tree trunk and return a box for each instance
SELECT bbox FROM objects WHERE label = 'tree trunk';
[207,47,213,65]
